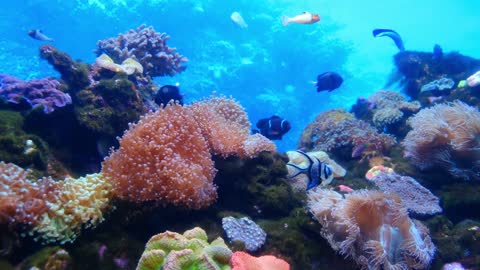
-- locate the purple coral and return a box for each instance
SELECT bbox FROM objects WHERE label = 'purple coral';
[222,216,266,252]
[95,24,187,77]
[370,172,442,215]
[0,74,71,113]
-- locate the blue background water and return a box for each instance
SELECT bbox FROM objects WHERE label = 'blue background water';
[1,0,479,152]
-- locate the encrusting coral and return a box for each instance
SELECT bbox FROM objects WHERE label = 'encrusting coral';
[366,90,420,127]
[136,227,232,270]
[299,109,396,159]
[308,189,435,270]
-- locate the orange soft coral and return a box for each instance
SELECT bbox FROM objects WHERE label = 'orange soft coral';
[308,189,435,270]
[230,251,290,270]
[102,102,217,209]
[102,96,275,209]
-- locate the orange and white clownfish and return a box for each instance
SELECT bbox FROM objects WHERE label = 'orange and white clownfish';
[282,11,320,26]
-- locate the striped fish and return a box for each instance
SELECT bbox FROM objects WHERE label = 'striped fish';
[287,150,334,190]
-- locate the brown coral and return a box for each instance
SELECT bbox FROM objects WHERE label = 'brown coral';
[299,109,396,158]
[368,90,420,127]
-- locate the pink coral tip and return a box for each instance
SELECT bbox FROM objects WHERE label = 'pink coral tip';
[230,251,290,270]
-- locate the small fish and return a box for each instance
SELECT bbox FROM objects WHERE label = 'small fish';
[287,150,334,190]
[338,184,354,193]
[315,72,343,92]
[254,115,291,140]
[282,12,320,26]
[154,85,184,107]
[432,44,443,61]
[372,29,404,51]
[231,11,248,28]
[28,29,54,41]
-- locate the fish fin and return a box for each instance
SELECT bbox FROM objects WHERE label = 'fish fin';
[295,150,314,165]
[281,16,290,26]
[287,163,307,178]
[306,178,320,190]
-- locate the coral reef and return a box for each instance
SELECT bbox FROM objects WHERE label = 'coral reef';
[39,45,91,92]
[222,216,266,252]
[74,75,146,135]
[366,90,420,128]
[95,24,187,77]
[0,162,113,243]
[102,96,275,209]
[402,101,480,180]
[215,152,303,218]
[368,171,442,215]
[0,110,49,170]
[0,74,71,113]
[15,246,72,270]
[190,95,275,158]
[101,101,217,208]
[393,50,480,99]
[308,189,436,270]
[299,109,396,159]
[95,54,143,75]
[135,227,232,270]
[230,251,289,270]
[420,77,455,93]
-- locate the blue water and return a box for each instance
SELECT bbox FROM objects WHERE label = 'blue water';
[1,0,479,152]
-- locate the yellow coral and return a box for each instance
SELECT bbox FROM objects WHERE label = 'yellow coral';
[31,173,113,244]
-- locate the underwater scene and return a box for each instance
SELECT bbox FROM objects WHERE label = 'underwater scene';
[1,0,480,269]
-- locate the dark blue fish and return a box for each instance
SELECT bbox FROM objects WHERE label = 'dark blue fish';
[254,115,291,140]
[316,72,343,92]
[372,29,405,51]
[432,44,443,61]
[154,85,183,107]
[287,150,333,190]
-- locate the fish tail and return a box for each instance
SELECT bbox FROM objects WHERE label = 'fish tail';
[287,163,307,178]
[281,16,290,26]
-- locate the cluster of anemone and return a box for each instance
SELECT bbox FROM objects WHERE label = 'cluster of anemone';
[308,189,435,270]
[402,101,480,180]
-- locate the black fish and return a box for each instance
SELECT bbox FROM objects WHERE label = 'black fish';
[287,150,333,190]
[154,85,183,107]
[254,115,291,140]
[315,72,343,92]
[372,28,405,51]
[28,29,54,41]
[432,44,443,61]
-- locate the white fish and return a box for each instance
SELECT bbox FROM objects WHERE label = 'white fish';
[231,11,248,28]
[282,11,320,26]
